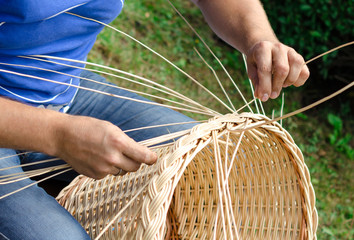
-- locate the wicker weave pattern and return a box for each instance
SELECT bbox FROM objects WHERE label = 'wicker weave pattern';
[57,113,317,239]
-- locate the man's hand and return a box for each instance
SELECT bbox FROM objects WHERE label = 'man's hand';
[245,41,310,102]
[192,0,310,101]
[0,97,157,180]
[55,115,157,179]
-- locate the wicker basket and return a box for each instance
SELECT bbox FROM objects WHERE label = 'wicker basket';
[56,113,317,239]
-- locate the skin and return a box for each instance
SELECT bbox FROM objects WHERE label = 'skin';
[191,0,310,101]
[0,97,157,179]
[0,0,309,179]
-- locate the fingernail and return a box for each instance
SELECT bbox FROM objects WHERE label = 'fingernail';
[270,91,278,99]
[261,93,269,102]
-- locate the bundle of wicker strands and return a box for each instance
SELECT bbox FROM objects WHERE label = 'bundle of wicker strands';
[56,112,318,239]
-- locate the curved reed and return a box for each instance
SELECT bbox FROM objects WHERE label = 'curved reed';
[57,113,318,239]
[1,0,352,237]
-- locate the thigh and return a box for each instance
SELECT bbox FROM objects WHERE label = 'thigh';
[19,151,79,183]
[0,149,90,240]
[68,70,197,142]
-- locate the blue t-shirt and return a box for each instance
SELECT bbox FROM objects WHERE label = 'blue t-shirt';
[0,0,124,109]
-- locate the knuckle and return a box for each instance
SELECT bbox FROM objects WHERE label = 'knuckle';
[289,51,304,64]
[105,154,117,166]
[253,42,263,51]
[100,152,119,167]
[112,135,127,149]
[253,41,269,53]
[288,47,296,54]
[275,64,289,77]
[259,64,272,73]
[258,41,269,48]
[274,42,284,49]
[294,56,304,65]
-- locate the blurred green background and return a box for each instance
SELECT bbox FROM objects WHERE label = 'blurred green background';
[87,0,353,239]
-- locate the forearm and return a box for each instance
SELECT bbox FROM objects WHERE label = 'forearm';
[192,0,278,53]
[0,96,156,179]
[0,97,65,155]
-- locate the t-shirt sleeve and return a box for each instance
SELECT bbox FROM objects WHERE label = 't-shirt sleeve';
[0,0,91,23]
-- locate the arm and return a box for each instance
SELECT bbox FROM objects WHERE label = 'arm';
[0,97,156,179]
[192,0,309,101]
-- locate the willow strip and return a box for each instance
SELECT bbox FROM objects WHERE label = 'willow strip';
[280,92,285,126]
[139,129,192,147]
[238,81,354,133]
[124,120,203,133]
[242,53,262,115]
[223,132,239,239]
[0,164,70,185]
[0,151,32,161]
[166,0,253,113]
[0,68,216,117]
[94,179,152,240]
[0,168,72,200]
[193,47,236,112]
[65,12,234,113]
[0,158,60,172]
[212,131,228,239]
[18,56,218,115]
[305,41,354,64]
[236,99,256,113]
[0,62,211,115]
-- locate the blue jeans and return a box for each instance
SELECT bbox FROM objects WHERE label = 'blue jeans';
[0,71,195,239]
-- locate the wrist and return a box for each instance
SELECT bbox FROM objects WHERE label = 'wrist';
[45,112,71,157]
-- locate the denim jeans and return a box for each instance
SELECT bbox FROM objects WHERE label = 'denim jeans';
[0,70,195,239]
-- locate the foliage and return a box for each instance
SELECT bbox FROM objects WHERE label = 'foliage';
[90,0,248,119]
[327,113,354,159]
[289,110,353,240]
[89,0,353,239]
[262,0,354,94]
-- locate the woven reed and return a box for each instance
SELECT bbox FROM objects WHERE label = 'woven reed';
[56,112,317,239]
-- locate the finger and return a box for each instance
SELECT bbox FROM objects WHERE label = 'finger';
[115,153,142,172]
[283,49,305,87]
[293,64,310,87]
[253,42,272,101]
[121,135,157,165]
[270,44,289,99]
[246,60,259,97]
[110,127,157,165]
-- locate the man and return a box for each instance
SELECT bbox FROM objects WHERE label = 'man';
[0,0,309,239]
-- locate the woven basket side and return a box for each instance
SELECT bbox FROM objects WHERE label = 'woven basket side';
[166,127,300,239]
[135,113,317,239]
[56,146,175,239]
[56,113,317,239]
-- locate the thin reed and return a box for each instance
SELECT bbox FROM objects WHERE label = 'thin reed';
[1,0,352,238]
[57,113,317,239]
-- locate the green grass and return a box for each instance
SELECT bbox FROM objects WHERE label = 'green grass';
[87,1,353,239]
[88,0,249,120]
